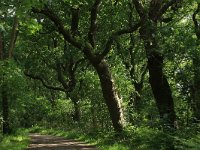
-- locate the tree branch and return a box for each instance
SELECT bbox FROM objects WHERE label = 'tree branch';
[100,22,141,59]
[32,6,83,49]
[8,16,19,58]
[32,6,96,63]
[116,39,129,67]
[140,63,148,84]
[88,0,101,47]
[132,0,145,18]
[160,0,180,16]
[73,58,86,72]
[149,0,162,22]
[56,58,84,93]
[24,71,65,92]
[71,7,80,35]
[56,63,70,91]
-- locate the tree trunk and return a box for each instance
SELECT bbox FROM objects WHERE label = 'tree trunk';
[128,83,143,124]
[72,100,80,122]
[0,32,10,134]
[0,16,18,135]
[2,86,10,134]
[138,19,177,128]
[91,99,98,131]
[192,56,200,122]
[192,4,200,123]
[131,82,143,111]
[8,16,18,58]
[148,51,176,128]
[94,60,124,132]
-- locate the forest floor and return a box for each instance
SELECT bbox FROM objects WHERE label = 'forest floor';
[26,133,99,150]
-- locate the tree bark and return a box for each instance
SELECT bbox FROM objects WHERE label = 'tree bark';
[0,32,10,134]
[192,56,200,122]
[134,10,177,127]
[2,85,10,134]
[93,60,124,132]
[132,0,178,129]
[0,16,18,134]
[129,82,143,111]
[192,4,200,122]
[8,16,18,58]
[148,51,176,128]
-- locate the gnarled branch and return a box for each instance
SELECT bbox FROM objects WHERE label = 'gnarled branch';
[24,71,65,92]
[32,6,83,49]
[100,22,141,59]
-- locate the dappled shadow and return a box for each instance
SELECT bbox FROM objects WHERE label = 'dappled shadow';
[26,133,98,150]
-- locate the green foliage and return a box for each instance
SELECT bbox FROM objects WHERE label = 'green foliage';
[1,0,200,150]
[0,129,29,150]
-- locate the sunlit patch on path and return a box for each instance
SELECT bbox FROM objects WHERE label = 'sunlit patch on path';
[26,133,98,150]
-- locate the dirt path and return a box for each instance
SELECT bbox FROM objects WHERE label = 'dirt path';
[26,133,99,150]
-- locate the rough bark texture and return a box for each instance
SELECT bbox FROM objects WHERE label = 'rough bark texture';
[94,60,124,132]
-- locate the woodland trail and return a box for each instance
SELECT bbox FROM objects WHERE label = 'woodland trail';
[26,133,99,150]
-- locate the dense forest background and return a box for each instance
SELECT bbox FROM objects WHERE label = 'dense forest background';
[1,0,200,149]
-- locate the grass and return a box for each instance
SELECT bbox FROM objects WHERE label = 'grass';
[1,125,200,150]
[28,125,200,150]
[0,129,29,150]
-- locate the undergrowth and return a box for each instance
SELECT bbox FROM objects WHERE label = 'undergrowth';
[0,129,29,150]
[28,125,200,150]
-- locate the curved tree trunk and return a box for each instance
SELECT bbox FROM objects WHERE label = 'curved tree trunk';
[94,60,124,132]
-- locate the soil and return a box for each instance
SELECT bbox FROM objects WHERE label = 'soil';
[26,133,99,150]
